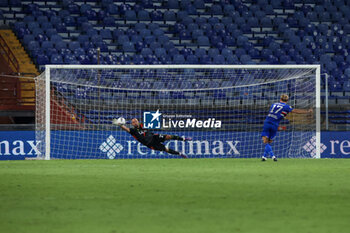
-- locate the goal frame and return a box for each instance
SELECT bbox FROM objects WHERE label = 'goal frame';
[42,64,321,160]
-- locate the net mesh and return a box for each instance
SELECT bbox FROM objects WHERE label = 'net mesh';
[35,66,317,159]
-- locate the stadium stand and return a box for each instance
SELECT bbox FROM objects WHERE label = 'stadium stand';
[0,0,349,128]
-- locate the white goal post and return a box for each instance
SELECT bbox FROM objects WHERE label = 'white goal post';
[35,64,321,160]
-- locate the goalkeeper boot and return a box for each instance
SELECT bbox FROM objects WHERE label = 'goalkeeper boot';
[272,156,278,162]
[180,153,188,159]
[261,156,267,161]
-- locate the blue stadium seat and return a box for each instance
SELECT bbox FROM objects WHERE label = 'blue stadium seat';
[208,48,219,58]
[157,35,170,45]
[181,16,194,26]
[221,17,233,26]
[173,54,185,64]
[77,16,88,25]
[213,55,225,64]
[176,11,188,21]
[213,23,225,33]
[226,54,239,64]
[154,47,166,57]
[23,35,35,45]
[76,35,88,45]
[131,35,142,44]
[27,40,39,51]
[45,10,58,18]
[97,10,109,21]
[104,16,116,26]
[180,0,191,9]
[151,10,163,21]
[163,41,174,50]
[64,16,76,27]
[236,35,248,46]
[112,29,124,40]
[343,81,350,91]
[49,16,61,26]
[95,41,108,52]
[64,54,77,64]
[148,23,160,31]
[36,54,49,65]
[193,0,205,9]
[167,0,179,9]
[247,17,259,27]
[141,48,152,57]
[77,54,90,64]
[67,3,80,14]
[138,10,150,20]
[186,55,198,64]
[223,5,235,15]
[42,41,53,50]
[50,54,64,64]
[279,55,291,64]
[69,41,80,50]
[37,34,48,43]
[80,4,92,14]
[106,4,118,14]
[194,48,207,58]
[153,29,164,37]
[140,29,151,37]
[187,23,198,32]
[134,23,146,32]
[74,48,85,57]
[144,35,156,45]
[100,29,112,39]
[199,55,211,64]
[32,28,44,37]
[150,42,161,50]
[211,5,222,15]
[59,48,71,57]
[192,29,204,39]
[197,36,210,46]
[164,11,176,21]
[117,35,129,45]
[55,41,67,50]
[123,42,136,52]
[254,10,266,19]
[28,22,40,31]
[37,16,49,24]
[221,48,233,58]
[45,48,57,57]
[41,22,53,31]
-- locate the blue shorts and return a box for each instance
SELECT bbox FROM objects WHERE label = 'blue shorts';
[261,122,278,140]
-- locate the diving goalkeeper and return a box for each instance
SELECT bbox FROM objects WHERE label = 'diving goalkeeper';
[114,118,191,158]
[261,94,313,162]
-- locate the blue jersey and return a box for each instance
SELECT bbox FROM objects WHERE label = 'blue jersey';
[264,102,293,126]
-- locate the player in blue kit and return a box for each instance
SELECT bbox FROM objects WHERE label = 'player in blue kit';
[261,94,312,161]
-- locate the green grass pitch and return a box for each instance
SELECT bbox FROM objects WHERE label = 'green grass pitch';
[1,159,350,233]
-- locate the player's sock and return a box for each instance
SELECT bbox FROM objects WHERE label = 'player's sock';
[265,144,274,158]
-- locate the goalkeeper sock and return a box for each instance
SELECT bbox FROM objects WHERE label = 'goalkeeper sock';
[167,148,180,155]
[265,144,274,157]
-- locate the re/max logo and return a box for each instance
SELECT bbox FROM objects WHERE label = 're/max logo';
[0,140,41,155]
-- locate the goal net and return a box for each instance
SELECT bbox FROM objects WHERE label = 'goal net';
[35,65,320,160]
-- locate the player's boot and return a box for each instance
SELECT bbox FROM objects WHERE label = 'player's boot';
[272,156,278,162]
[182,137,192,141]
[180,153,188,159]
[261,156,267,161]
